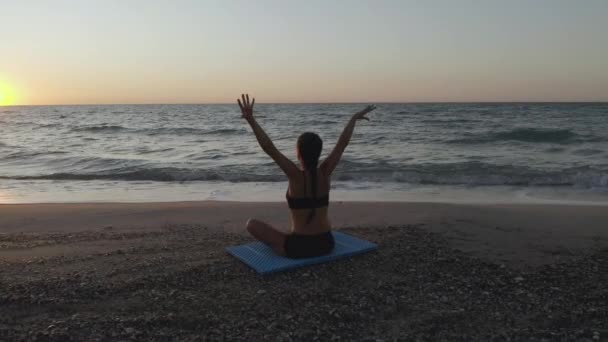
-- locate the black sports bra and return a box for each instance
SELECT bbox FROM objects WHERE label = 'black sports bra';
[286,170,329,209]
[286,191,329,209]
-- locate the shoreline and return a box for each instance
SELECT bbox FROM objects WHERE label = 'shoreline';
[3,179,608,206]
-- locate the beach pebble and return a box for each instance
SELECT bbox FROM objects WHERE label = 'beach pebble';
[2,223,606,341]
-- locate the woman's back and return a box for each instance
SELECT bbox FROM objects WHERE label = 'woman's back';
[287,168,331,234]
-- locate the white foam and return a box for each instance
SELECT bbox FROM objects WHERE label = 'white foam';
[1,179,607,205]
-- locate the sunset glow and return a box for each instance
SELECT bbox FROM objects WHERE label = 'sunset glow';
[1,1,607,105]
[0,82,17,106]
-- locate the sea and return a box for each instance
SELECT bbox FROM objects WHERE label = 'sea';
[1,103,607,204]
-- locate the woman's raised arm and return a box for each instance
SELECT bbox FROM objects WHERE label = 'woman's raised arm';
[238,94,299,178]
[320,105,376,176]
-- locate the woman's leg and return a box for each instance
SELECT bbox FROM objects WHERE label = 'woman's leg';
[246,218,287,256]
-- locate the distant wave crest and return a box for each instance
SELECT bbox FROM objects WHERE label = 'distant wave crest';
[447,128,600,144]
[420,118,480,125]
[2,167,280,183]
[3,162,607,189]
[144,127,245,136]
[69,125,246,136]
[73,125,130,133]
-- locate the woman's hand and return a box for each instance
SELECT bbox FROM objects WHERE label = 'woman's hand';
[237,93,255,120]
[353,105,376,121]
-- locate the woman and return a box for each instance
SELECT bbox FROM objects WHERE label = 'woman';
[238,94,376,259]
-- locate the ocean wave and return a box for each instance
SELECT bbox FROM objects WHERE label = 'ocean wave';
[339,162,608,188]
[308,120,339,125]
[9,121,38,127]
[39,123,62,128]
[2,162,607,189]
[134,147,175,154]
[68,125,246,136]
[447,128,601,144]
[143,127,245,136]
[2,168,279,182]
[420,118,480,124]
[72,125,130,133]
[0,149,71,160]
[572,148,604,156]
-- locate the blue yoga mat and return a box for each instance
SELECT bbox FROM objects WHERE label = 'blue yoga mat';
[226,231,377,275]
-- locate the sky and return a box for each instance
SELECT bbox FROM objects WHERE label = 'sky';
[1,0,607,105]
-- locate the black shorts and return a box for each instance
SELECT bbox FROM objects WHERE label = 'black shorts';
[284,231,335,259]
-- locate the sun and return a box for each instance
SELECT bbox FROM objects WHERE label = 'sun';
[0,82,17,106]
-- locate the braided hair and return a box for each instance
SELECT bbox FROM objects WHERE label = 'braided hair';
[297,132,323,223]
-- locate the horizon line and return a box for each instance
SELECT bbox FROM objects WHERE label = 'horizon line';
[3,100,608,107]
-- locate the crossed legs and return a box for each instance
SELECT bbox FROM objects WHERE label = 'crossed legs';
[246,218,287,256]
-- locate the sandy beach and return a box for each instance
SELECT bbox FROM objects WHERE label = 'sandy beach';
[0,201,606,341]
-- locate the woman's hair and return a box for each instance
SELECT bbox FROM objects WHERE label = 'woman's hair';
[297,132,323,223]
